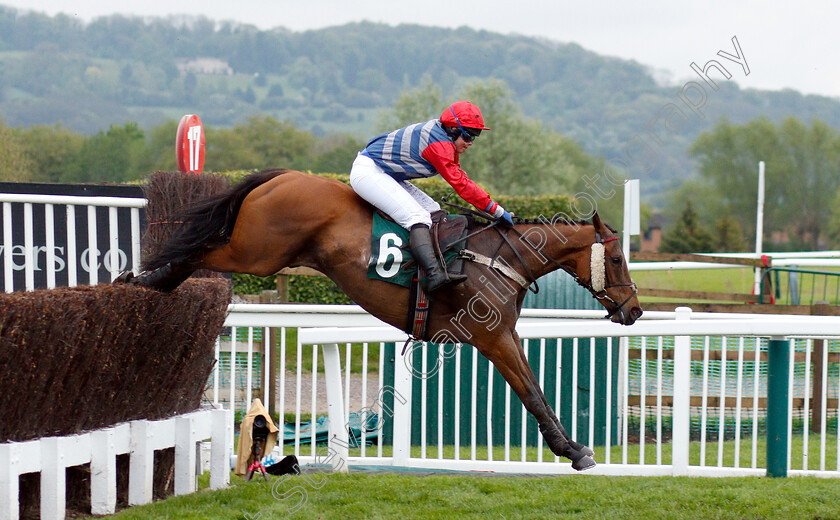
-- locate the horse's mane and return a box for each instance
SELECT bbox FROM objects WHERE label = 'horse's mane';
[516,217,589,225]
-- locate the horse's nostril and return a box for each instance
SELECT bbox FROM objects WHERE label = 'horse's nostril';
[631,307,643,319]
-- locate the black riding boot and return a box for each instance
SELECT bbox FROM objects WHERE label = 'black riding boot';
[409,224,467,293]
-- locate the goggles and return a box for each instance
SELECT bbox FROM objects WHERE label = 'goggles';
[448,106,482,142]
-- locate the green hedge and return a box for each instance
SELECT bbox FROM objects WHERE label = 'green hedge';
[221,170,573,297]
[232,273,352,304]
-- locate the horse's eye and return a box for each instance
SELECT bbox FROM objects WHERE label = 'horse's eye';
[611,257,622,265]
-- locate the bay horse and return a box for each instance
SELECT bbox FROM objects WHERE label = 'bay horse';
[121,169,642,471]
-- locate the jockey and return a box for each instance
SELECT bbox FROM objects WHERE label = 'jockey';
[350,100,514,293]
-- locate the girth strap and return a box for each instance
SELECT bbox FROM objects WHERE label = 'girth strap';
[458,249,530,288]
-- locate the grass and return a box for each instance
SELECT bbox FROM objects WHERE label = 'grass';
[632,265,840,306]
[102,434,840,518]
[111,464,840,520]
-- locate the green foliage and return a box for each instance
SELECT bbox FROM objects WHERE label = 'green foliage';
[17,124,85,182]
[378,79,597,202]
[0,119,32,181]
[69,122,148,182]
[690,116,840,250]
[659,201,713,253]
[232,273,352,303]
[289,276,352,304]
[713,214,745,252]
[1,9,840,209]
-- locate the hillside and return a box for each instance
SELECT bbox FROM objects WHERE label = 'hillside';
[1,6,839,202]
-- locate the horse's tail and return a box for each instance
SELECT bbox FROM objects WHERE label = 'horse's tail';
[141,169,289,271]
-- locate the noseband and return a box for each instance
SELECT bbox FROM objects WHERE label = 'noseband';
[590,234,638,319]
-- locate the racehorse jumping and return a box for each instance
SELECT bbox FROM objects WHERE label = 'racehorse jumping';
[119,169,642,470]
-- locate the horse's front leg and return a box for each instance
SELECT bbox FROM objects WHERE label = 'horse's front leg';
[479,330,595,471]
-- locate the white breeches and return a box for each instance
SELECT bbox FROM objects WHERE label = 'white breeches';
[349,153,440,229]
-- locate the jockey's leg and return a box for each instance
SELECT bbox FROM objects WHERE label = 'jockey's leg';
[349,154,464,292]
[349,153,433,228]
[409,223,466,292]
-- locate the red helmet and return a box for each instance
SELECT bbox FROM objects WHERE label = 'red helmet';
[440,101,490,130]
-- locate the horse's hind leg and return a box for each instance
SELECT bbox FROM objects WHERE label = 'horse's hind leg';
[116,260,197,292]
[481,331,595,471]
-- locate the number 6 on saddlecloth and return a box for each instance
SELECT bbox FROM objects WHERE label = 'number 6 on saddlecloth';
[375,232,403,278]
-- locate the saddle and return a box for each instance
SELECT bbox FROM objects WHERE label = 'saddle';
[367,210,471,338]
[367,210,470,287]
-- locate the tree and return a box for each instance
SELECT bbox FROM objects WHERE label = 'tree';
[67,122,146,182]
[0,119,33,181]
[17,124,84,182]
[378,78,597,200]
[659,201,714,253]
[713,214,745,252]
[690,116,840,250]
[205,116,316,172]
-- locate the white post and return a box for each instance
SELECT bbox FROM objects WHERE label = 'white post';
[23,203,34,291]
[322,343,349,473]
[0,443,20,520]
[210,407,231,490]
[392,342,413,466]
[174,415,197,495]
[3,202,13,293]
[671,307,692,475]
[622,179,641,261]
[39,437,64,520]
[753,161,765,295]
[90,428,118,515]
[129,420,154,506]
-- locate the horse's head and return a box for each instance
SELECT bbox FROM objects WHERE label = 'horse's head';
[586,212,643,325]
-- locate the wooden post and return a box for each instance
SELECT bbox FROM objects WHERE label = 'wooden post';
[811,339,824,434]
[276,274,290,303]
[811,303,831,433]
[259,291,279,418]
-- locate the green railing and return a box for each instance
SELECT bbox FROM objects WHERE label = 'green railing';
[759,267,840,305]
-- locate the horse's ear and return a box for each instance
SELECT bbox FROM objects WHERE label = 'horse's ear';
[591,211,602,230]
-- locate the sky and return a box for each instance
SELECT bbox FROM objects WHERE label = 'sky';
[3,0,839,99]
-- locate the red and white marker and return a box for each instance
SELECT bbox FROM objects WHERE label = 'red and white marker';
[176,114,205,173]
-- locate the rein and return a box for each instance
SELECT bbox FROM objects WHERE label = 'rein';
[440,196,636,319]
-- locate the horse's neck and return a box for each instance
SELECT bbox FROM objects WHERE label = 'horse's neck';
[515,221,595,280]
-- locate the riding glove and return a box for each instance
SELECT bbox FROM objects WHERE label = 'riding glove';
[492,205,515,228]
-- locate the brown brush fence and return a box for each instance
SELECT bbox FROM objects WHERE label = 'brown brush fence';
[0,278,231,443]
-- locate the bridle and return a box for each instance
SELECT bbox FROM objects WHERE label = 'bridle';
[439,197,638,319]
[496,226,637,319]
[587,233,638,319]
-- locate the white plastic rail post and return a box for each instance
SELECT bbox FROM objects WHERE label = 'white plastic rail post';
[322,343,349,473]
[392,342,413,467]
[671,307,692,475]
[210,407,232,490]
[174,415,197,495]
[128,420,154,506]
[90,428,118,515]
[0,442,20,520]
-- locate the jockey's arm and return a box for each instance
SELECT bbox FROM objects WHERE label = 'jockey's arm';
[422,141,498,213]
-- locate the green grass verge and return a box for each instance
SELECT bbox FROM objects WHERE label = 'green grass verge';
[112,469,840,520]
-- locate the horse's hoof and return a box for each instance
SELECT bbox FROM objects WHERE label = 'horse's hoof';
[580,445,595,457]
[571,455,596,471]
[114,271,135,284]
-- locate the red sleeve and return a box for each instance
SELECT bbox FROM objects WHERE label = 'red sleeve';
[422,140,493,211]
